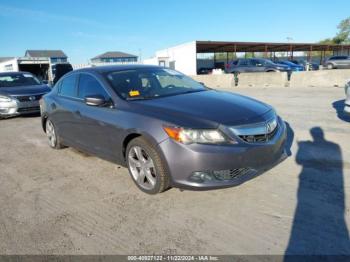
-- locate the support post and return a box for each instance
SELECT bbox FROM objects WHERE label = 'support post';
[308,46,313,62]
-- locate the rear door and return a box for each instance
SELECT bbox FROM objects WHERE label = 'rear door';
[237,59,250,72]
[51,73,81,145]
[249,59,265,72]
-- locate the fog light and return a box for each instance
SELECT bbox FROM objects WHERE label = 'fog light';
[190,171,213,183]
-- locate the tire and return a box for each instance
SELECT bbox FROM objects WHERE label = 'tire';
[45,118,65,149]
[327,63,334,69]
[126,137,170,194]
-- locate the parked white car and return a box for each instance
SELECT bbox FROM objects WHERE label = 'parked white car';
[345,80,350,114]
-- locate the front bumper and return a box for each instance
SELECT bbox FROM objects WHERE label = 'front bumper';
[0,100,40,118]
[158,118,287,189]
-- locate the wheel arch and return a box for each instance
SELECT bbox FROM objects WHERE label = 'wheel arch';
[122,129,166,159]
[41,114,48,132]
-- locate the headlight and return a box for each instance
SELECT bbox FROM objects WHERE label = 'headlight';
[0,95,12,102]
[0,96,17,112]
[163,126,234,144]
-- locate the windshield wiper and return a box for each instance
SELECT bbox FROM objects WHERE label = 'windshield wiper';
[126,96,154,101]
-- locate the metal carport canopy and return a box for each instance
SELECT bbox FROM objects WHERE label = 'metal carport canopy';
[195,41,350,53]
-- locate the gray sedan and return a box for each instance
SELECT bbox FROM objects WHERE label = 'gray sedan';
[40,65,287,194]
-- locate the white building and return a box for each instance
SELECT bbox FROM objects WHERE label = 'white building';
[91,51,138,66]
[143,41,197,75]
[0,50,70,82]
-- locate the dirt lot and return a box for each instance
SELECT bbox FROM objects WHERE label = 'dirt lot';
[0,87,349,255]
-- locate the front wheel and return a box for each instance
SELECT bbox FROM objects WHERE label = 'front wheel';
[126,137,170,194]
[46,119,65,149]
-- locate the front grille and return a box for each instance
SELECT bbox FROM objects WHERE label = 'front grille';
[15,94,44,102]
[213,168,251,181]
[239,125,278,143]
[17,106,40,113]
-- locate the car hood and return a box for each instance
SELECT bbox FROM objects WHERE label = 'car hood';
[130,90,273,127]
[0,84,51,97]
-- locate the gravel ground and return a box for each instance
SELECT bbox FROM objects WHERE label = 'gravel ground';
[0,87,349,255]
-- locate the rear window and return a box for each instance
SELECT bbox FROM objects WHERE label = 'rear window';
[0,73,41,88]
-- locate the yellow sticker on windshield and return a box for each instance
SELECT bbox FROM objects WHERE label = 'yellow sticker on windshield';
[129,90,140,97]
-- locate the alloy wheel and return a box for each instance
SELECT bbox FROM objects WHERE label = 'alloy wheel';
[128,146,157,190]
[46,120,57,147]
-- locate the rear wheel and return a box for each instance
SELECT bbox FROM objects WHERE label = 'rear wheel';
[327,63,334,69]
[126,137,170,194]
[46,119,65,149]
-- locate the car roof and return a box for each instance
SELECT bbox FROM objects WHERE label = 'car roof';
[74,64,162,74]
[0,71,33,77]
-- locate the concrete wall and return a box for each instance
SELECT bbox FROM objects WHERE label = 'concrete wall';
[290,69,350,88]
[236,72,288,88]
[191,72,288,89]
[191,74,234,89]
[191,70,350,89]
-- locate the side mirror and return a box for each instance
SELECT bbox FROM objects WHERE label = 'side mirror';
[84,95,106,106]
[42,80,49,84]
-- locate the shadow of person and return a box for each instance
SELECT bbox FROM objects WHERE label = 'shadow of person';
[332,99,350,123]
[285,127,350,257]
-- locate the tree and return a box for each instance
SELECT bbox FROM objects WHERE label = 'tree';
[334,17,350,44]
[320,17,350,45]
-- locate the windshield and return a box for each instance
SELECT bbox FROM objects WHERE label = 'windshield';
[0,73,41,88]
[106,68,207,100]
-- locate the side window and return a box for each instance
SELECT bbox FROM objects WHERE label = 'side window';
[78,74,109,100]
[59,74,78,97]
[230,60,238,66]
[238,59,249,66]
[250,59,259,66]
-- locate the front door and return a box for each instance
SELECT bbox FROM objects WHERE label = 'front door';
[74,73,122,159]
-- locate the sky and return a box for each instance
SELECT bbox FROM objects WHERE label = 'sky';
[0,0,349,64]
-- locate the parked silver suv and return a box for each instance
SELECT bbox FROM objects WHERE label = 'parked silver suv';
[324,56,350,69]
[345,80,350,115]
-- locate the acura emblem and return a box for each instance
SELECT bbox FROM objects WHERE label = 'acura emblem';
[29,96,36,101]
